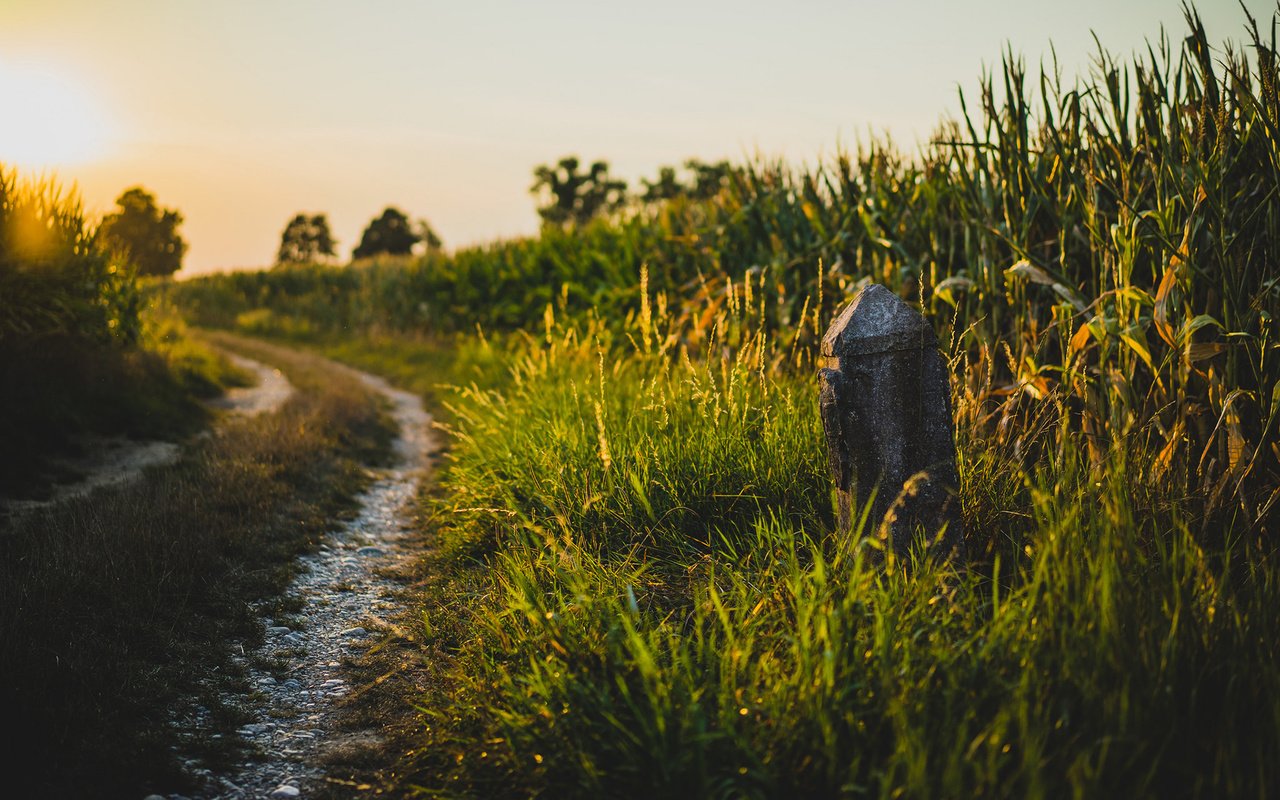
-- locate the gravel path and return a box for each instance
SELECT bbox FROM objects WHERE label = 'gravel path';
[166,365,433,800]
[1,351,294,518]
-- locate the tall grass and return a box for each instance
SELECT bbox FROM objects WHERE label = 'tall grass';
[392,308,1279,798]
[174,6,1280,532]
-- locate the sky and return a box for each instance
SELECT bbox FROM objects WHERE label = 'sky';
[0,0,1273,275]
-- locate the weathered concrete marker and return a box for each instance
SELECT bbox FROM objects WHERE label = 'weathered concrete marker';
[818,283,965,560]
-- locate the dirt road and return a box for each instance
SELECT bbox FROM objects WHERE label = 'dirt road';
[162,356,434,800]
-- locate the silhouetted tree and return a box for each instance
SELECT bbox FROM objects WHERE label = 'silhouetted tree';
[353,207,419,259]
[641,166,683,203]
[637,159,736,206]
[98,187,186,277]
[416,219,443,254]
[685,159,735,199]
[276,213,336,264]
[531,157,627,226]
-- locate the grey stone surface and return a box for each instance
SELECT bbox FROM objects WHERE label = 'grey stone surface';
[819,283,965,560]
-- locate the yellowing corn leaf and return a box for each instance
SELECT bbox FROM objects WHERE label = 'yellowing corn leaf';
[1022,376,1051,399]
[1170,185,1207,269]
[934,275,975,308]
[1170,230,1190,270]
[1005,259,1055,285]
[1227,412,1246,474]
[1120,329,1155,371]
[1185,342,1228,363]
[1069,321,1093,356]
[1153,267,1179,347]
[1197,388,1248,476]
[1152,418,1185,480]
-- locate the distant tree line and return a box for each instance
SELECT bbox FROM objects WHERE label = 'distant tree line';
[531,156,737,227]
[12,156,730,283]
[273,156,733,267]
[276,207,442,265]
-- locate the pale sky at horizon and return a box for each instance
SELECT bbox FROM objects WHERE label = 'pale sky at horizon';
[1,0,1273,275]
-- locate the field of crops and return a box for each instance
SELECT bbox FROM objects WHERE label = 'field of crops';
[162,8,1280,797]
[178,9,1278,537]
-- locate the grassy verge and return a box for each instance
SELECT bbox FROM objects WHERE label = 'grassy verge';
[216,325,1279,797]
[315,325,1275,799]
[0,302,250,500]
[0,333,395,798]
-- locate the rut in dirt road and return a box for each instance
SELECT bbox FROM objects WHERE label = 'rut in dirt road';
[207,352,295,420]
[171,365,434,800]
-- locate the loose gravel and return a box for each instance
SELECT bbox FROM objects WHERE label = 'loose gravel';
[163,364,433,800]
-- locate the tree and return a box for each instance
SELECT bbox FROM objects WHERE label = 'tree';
[530,156,627,226]
[637,159,737,207]
[98,187,186,277]
[415,219,443,254]
[685,159,735,200]
[276,213,336,264]
[352,207,420,259]
[641,166,682,203]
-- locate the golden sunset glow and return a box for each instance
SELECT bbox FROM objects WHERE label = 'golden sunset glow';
[4,2,1280,797]
[0,61,114,169]
[0,0,1270,273]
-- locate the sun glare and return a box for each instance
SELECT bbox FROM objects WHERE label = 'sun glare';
[0,62,115,170]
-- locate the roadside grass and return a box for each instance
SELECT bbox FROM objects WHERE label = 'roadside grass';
[388,328,1280,799]
[238,321,1280,797]
[0,334,395,798]
[0,302,249,500]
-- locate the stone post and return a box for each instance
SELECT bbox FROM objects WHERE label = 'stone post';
[818,284,965,560]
